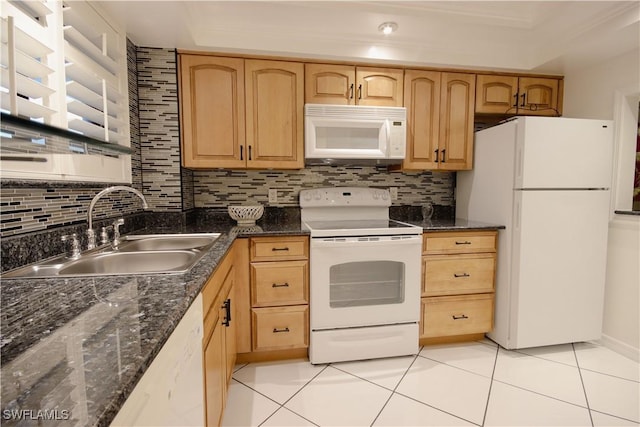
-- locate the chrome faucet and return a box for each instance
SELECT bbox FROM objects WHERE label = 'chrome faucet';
[86,186,149,249]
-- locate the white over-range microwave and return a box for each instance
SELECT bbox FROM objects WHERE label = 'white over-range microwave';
[304,104,407,165]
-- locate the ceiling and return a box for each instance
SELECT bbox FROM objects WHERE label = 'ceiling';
[95,1,640,74]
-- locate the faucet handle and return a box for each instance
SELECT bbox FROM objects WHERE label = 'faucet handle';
[112,218,125,249]
[113,218,125,234]
[61,233,81,259]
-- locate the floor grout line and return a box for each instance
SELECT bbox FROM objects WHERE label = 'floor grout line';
[480,342,501,427]
[573,342,595,427]
[369,349,422,426]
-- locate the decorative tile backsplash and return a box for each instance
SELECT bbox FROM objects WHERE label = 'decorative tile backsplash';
[194,167,454,207]
[136,47,183,212]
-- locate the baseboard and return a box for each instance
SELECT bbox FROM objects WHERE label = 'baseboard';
[598,334,640,362]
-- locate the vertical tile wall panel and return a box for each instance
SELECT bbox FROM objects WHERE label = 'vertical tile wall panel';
[136,47,182,211]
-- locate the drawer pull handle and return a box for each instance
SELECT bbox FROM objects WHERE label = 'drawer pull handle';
[272,247,289,252]
[454,273,470,278]
[273,327,290,333]
[452,314,469,320]
[272,282,290,288]
[455,241,472,245]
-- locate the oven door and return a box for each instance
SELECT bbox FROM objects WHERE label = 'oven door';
[310,234,422,330]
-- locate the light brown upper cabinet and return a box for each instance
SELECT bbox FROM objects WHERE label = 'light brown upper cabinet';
[179,54,304,169]
[403,71,475,170]
[245,60,304,169]
[475,74,562,116]
[305,63,403,106]
[179,55,246,169]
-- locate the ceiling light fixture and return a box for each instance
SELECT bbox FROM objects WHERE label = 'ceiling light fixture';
[378,22,398,35]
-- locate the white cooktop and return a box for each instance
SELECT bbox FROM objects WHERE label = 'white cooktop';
[300,187,422,237]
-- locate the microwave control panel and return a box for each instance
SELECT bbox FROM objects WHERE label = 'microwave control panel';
[388,120,406,158]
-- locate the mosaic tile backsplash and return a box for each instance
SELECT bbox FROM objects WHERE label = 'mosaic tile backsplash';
[194,167,454,207]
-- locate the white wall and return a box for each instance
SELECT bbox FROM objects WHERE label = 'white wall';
[563,49,640,361]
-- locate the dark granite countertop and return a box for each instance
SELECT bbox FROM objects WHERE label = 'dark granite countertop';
[0,215,502,426]
[399,217,505,231]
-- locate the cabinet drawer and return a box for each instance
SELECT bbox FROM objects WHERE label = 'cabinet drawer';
[424,231,496,255]
[423,254,495,296]
[421,294,493,338]
[251,261,308,307]
[251,306,308,351]
[250,236,309,261]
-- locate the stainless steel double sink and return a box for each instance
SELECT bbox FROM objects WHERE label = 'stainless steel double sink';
[2,233,221,278]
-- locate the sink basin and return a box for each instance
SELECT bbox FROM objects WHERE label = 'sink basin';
[58,250,200,276]
[119,233,220,251]
[2,232,221,278]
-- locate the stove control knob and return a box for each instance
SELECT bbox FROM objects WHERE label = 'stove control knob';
[381,192,389,201]
[372,191,379,200]
[314,191,322,200]
[302,192,312,202]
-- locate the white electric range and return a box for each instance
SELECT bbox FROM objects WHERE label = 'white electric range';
[300,187,423,364]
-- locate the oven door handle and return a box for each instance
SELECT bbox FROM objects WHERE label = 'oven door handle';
[311,235,422,248]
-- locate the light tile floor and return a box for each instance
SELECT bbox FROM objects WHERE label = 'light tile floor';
[223,339,640,426]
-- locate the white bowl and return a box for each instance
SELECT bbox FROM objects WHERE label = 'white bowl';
[227,205,264,226]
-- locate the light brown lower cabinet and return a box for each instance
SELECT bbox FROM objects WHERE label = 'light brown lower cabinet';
[248,236,309,354]
[203,318,225,427]
[202,243,236,427]
[420,230,498,343]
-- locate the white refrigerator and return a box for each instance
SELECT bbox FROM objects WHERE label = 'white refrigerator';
[456,116,613,349]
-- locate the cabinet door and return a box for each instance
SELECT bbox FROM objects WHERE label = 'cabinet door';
[356,67,404,106]
[305,63,355,105]
[179,55,246,168]
[222,286,236,385]
[402,70,441,170]
[475,75,518,114]
[203,321,225,427]
[517,77,560,116]
[438,73,475,170]
[245,60,304,169]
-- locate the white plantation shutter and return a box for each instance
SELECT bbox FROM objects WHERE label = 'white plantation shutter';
[0,1,59,122]
[62,0,129,145]
[0,0,131,182]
